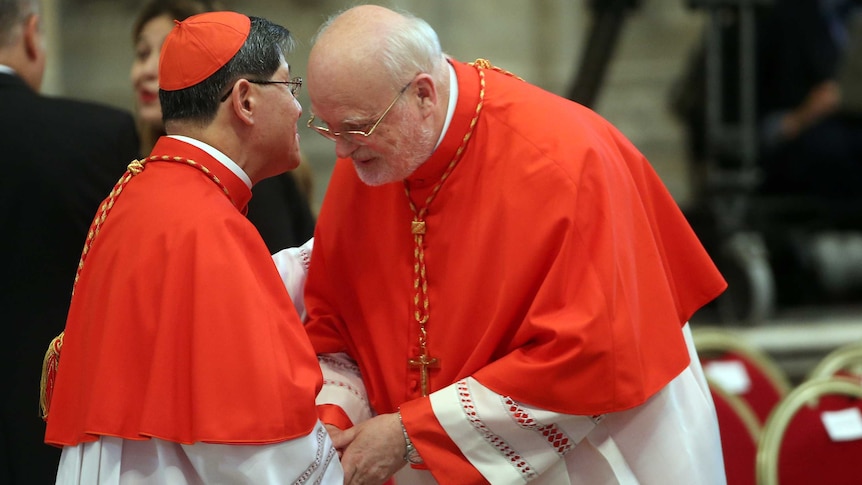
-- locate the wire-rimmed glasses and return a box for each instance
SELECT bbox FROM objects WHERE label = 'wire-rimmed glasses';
[306,80,412,142]
[220,77,303,102]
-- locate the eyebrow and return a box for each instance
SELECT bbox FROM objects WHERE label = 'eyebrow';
[341,104,388,127]
[340,117,375,129]
[315,94,384,130]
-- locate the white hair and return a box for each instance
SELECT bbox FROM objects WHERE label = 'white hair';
[378,10,447,86]
[313,7,449,88]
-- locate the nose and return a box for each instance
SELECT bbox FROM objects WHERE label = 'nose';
[334,136,359,159]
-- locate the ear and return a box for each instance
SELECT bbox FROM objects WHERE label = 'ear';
[227,79,256,126]
[413,73,438,118]
[22,14,42,62]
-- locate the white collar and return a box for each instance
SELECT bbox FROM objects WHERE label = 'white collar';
[434,62,458,150]
[167,135,252,188]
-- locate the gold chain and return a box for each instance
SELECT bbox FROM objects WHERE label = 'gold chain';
[470,58,524,81]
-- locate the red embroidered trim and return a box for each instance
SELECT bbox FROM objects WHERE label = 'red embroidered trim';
[504,397,574,456]
[457,380,539,480]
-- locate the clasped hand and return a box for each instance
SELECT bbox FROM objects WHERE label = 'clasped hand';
[326,412,406,485]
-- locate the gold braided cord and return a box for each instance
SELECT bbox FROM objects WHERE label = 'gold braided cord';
[38,332,63,420]
[73,170,134,291]
[70,155,233,293]
[469,58,524,82]
[403,67,486,395]
[40,154,234,420]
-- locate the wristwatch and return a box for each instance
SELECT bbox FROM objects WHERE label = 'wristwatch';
[398,410,424,464]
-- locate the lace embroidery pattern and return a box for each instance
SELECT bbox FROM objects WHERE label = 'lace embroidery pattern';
[298,246,312,272]
[318,354,361,376]
[319,355,369,408]
[322,378,368,404]
[291,425,339,485]
[502,397,574,456]
[457,379,539,481]
[313,446,338,485]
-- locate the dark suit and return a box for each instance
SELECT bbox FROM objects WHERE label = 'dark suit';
[0,71,139,485]
[247,172,316,254]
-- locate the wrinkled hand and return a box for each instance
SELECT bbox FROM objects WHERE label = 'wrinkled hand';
[325,424,346,459]
[333,412,406,485]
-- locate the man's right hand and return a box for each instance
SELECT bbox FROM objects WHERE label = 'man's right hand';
[332,413,407,485]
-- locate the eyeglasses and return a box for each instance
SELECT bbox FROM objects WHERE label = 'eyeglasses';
[220,77,303,102]
[307,81,412,142]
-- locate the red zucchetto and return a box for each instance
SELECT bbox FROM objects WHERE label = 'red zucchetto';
[158,11,251,91]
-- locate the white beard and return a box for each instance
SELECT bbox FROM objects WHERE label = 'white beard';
[353,112,436,186]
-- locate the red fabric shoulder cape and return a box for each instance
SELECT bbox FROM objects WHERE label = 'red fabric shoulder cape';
[45,137,321,446]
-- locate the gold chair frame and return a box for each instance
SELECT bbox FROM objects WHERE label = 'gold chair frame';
[806,342,862,382]
[693,327,792,398]
[755,377,862,485]
[709,376,763,442]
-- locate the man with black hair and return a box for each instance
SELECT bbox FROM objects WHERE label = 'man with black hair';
[43,11,341,484]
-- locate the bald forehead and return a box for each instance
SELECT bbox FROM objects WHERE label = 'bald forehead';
[307,6,407,99]
[322,5,406,42]
[310,6,411,70]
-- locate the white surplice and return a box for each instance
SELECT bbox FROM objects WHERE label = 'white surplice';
[320,323,726,485]
[55,420,343,484]
[272,238,314,321]
[55,240,338,485]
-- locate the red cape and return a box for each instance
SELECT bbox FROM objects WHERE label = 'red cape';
[305,60,726,418]
[45,137,321,446]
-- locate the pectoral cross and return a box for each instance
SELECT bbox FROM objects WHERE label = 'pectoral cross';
[408,351,439,396]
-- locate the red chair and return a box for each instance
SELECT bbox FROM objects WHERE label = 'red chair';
[710,379,760,485]
[694,327,792,424]
[756,377,862,485]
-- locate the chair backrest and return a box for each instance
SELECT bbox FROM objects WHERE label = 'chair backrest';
[710,378,760,485]
[694,327,792,424]
[806,342,862,384]
[756,377,862,485]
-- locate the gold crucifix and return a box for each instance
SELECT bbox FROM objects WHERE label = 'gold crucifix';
[409,351,439,396]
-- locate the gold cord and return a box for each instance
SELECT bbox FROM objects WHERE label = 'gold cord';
[404,65,487,396]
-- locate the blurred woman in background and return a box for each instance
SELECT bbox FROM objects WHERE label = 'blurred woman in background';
[130,0,316,253]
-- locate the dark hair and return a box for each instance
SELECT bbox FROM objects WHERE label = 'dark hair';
[160,15,294,124]
[132,0,222,42]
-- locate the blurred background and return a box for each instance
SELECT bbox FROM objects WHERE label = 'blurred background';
[36,0,862,380]
[42,0,698,212]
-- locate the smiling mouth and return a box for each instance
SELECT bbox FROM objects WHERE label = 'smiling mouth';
[139,91,158,104]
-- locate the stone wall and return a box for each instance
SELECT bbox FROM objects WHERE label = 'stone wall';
[46,0,705,212]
